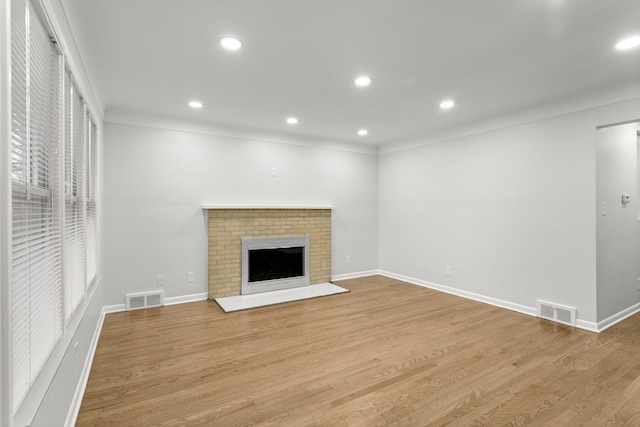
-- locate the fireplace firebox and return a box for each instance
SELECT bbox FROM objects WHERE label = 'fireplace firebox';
[241,236,310,295]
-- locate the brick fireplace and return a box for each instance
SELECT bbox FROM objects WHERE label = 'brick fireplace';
[205,207,332,298]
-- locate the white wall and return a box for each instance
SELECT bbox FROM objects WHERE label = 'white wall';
[379,97,640,326]
[102,122,379,306]
[596,122,640,321]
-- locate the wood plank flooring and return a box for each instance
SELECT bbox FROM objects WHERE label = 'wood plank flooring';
[76,276,640,426]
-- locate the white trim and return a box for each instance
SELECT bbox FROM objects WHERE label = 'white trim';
[202,204,334,210]
[594,302,640,333]
[378,93,640,155]
[331,270,380,282]
[102,292,210,315]
[377,270,631,333]
[164,292,208,306]
[64,306,106,427]
[1,0,12,423]
[576,319,599,333]
[40,0,102,119]
[101,303,125,314]
[105,109,378,155]
[379,270,538,318]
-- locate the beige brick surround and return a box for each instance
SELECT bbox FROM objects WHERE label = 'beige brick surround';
[207,208,332,298]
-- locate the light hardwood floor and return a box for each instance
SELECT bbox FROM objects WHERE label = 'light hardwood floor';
[77,276,640,426]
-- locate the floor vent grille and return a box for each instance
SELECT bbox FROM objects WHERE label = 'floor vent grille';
[536,300,576,327]
[126,290,165,311]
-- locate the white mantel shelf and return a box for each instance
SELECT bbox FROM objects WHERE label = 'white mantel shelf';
[202,204,335,210]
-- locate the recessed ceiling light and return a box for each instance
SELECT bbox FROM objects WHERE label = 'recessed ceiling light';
[220,36,243,50]
[286,117,298,125]
[358,129,368,136]
[188,100,203,109]
[615,35,640,50]
[440,99,455,110]
[354,76,372,87]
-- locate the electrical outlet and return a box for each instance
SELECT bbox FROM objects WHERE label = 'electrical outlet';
[445,265,452,276]
[346,256,351,265]
[156,275,164,286]
[637,278,640,292]
[421,261,427,271]
[188,272,195,283]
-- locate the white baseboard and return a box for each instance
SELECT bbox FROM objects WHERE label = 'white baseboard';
[576,319,599,333]
[379,270,537,318]
[331,270,379,282]
[102,292,209,315]
[378,270,640,334]
[595,301,640,333]
[165,292,208,306]
[102,303,126,314]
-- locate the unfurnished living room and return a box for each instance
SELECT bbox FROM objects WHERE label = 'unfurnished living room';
[2,1,640,426]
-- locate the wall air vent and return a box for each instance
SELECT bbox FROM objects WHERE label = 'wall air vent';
[126,290,165,311]
[536,300,576,327]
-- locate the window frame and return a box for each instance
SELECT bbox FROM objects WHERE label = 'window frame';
[6,0,101,424]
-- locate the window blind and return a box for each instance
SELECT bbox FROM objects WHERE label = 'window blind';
[63,78,86,321]
[86,120,98,285]
[10,0,99,414]
[10,0,30,407]
[10,0,63,408]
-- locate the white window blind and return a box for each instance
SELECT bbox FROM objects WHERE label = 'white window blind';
[11,0,63,409]
[63,77,86,321]
[10,0,99,414]
[86,120,98,285]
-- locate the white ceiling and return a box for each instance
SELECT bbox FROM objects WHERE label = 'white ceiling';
[61,0,640,150]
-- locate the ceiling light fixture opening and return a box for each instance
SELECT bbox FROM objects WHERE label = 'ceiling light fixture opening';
[220,36,243,50]
[188,100,203,109]
[354,76,372,87]
[615,35,640,50]
[286,117,298,125]
[358,129,368,136]
[440,99,455,110]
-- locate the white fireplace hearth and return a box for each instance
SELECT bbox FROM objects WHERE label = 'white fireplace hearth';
[215,282,349,312]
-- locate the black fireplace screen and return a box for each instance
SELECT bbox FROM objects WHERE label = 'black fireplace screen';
[249,246,304,282]
[248,246,305,282]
